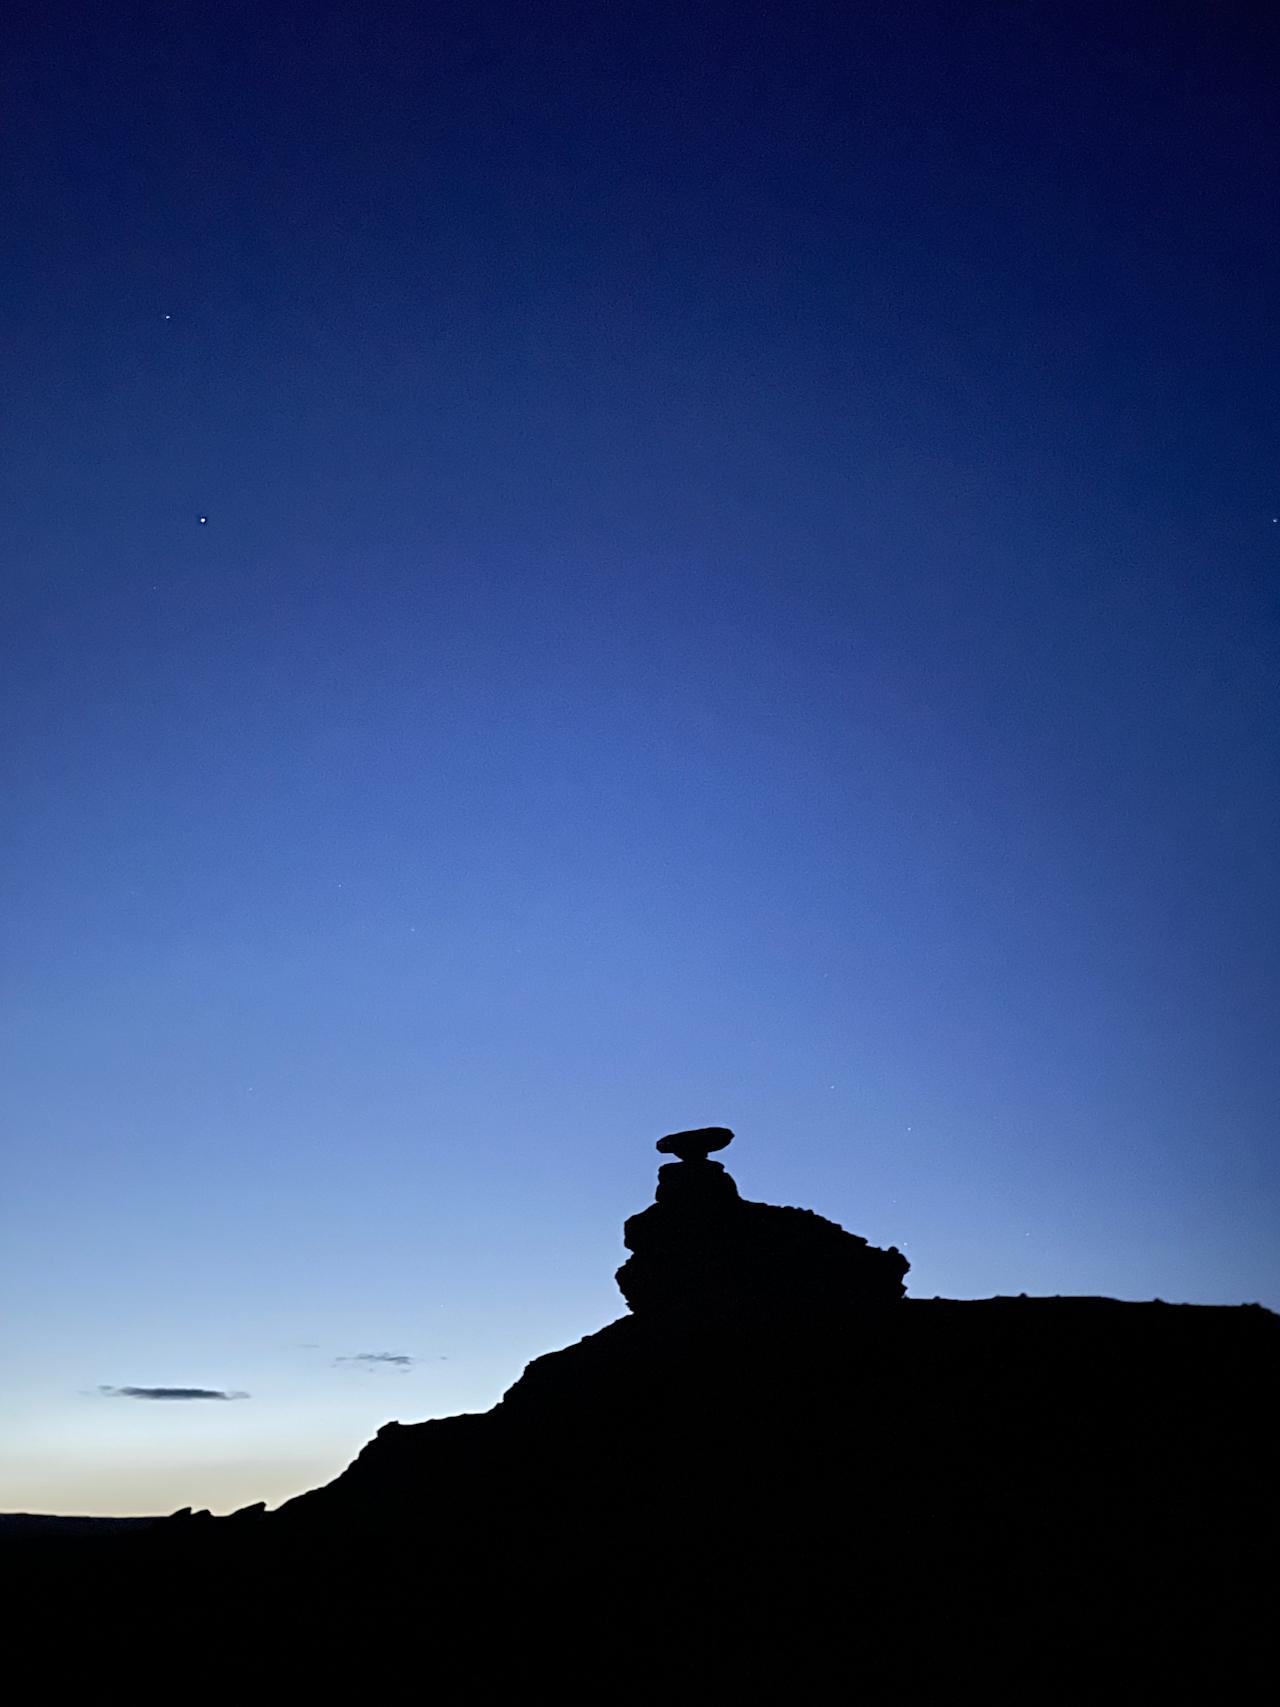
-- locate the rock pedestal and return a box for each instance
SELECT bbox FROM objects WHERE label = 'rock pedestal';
[615,1127,909,1322]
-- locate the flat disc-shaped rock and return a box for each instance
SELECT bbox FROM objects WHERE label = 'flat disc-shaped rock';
[655,1126,734,1161]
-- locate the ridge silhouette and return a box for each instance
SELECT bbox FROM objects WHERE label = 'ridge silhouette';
[3,1130,1274,1694]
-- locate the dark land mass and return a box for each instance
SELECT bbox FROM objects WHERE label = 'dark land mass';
[5,1135,1274,1697]
[0,1514,161,1540]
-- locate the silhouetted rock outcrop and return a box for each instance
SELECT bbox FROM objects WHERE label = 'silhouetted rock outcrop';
[3,1128,1274,1697]
[616,1128,909,1320]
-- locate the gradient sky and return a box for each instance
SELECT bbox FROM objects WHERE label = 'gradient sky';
[3,0,1277,1516]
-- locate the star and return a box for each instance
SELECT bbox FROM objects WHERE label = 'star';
[199,515,208,524]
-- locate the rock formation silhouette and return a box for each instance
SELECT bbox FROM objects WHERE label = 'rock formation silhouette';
[617,1126,909,1320]
[3,1127,1274,1696]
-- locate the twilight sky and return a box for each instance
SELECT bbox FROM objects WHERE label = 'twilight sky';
[2,0,1277,1516]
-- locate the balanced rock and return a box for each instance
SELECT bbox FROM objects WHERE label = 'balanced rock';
[655,1126,735,1161]
[616,1127,908,1322]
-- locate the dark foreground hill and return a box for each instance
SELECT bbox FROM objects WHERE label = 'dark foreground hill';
[5,1132,1275,1697]
[0,1513,162,1540]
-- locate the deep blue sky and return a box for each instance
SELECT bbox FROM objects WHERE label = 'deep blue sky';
[3,0,1277,1514]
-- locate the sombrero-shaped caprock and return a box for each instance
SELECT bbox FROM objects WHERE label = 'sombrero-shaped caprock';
[654,1126,734,1161]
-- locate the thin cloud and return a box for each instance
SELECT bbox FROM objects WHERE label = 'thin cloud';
[98,1385,250,1401]
[334,1352,417,1370]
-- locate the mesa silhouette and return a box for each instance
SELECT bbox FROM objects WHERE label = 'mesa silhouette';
[4,1128,1273,1694]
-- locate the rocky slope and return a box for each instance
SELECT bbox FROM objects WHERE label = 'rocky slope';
[5,1129,1275,1695]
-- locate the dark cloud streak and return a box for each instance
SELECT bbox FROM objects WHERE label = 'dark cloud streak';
[335,1352,416,1369]
[98,1385,249,1401]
